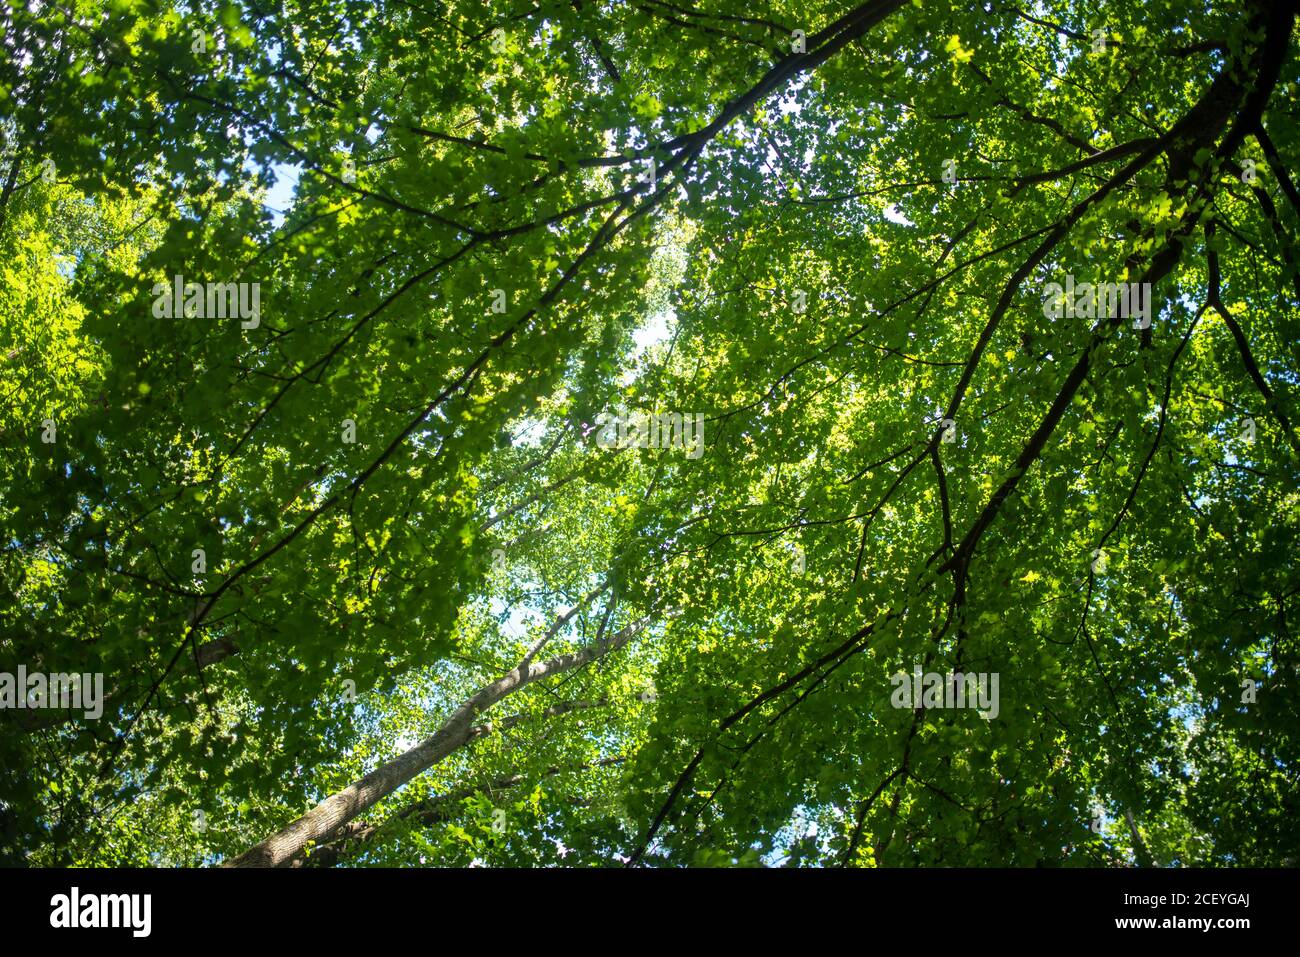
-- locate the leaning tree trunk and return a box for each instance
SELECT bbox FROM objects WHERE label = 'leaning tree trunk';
[226,616,649,867]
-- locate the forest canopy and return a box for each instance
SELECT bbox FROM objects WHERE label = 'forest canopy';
[1,0,1297,868]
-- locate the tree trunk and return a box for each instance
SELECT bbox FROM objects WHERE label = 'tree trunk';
[226,616,648,867]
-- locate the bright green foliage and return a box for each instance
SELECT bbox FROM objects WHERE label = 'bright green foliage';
[1,0,1297,867]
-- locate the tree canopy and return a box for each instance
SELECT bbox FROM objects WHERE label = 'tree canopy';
[1,0,1298,868]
